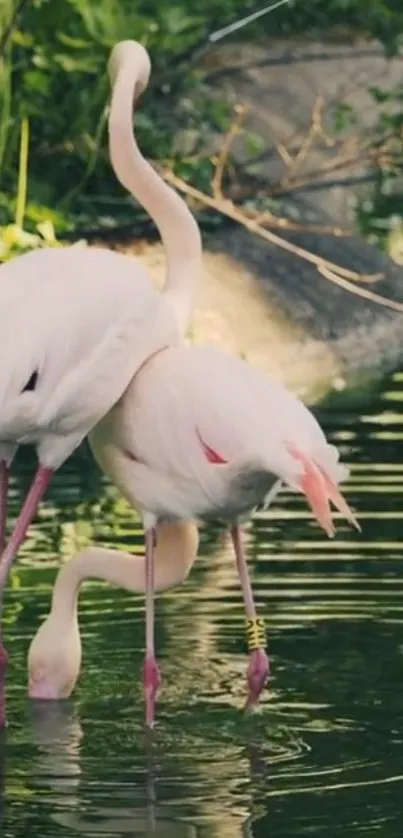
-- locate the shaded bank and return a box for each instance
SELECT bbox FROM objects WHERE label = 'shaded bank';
[110,219,403,409]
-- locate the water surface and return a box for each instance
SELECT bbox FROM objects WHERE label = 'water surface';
[2,371,403,837]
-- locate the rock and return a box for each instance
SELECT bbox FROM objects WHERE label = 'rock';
[203,37,403,227]
[118,219,403,408]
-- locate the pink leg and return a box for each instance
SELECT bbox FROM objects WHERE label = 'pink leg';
[0,459,10,729]
[230,524,269,710]
[0,466,53,587]
[0,466,53,729]
[0,460,9,555]
[143,526,161,728]
[0,643,8,730]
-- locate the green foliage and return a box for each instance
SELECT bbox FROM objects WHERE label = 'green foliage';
[0,114,83,261]
[354,79,403,253]
[1,0,242,232]
[1,0,403,245]
[0,114,60,259]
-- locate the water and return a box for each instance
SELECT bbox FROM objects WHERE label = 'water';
[2,370,403,837]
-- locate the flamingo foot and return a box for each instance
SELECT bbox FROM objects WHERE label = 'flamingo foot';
[245,648,269,710]
[0,642,8,730]
[143,656,161,728]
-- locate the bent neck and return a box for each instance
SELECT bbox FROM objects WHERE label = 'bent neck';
[51,549,140,622]
[109,66,202,335]
[51,547,132,619]
[50,522,199,620]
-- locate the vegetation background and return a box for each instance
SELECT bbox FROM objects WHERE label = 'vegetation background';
[1,0,403,252]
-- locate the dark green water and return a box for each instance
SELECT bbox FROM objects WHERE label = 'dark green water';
[2,370,403,837]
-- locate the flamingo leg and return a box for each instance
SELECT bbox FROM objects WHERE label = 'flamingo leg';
[230,524,269,709]
[0,466,53,729]
[143,523,161,728]
[0,462,9,727]
[0,467,54,586]
[0,461,9,555]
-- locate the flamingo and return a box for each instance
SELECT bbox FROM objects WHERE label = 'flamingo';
[28,344,360,727]
[28,522,199,702]
[0,40,201,723]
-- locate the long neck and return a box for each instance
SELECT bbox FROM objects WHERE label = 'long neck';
[108,66,202,334]
[51,521,199,620]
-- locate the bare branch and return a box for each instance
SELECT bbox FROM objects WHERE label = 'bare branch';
[211,103,248,199]
[284,96,326,176]
[276,141,294,167]
[161,169,403,314]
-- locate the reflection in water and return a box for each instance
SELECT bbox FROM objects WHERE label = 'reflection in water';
[25,701,256,836]
[0,736,5,833]
[29,704,196,836]
[2,370,403,835]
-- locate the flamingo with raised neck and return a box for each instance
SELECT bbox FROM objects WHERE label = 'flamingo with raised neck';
[0,39,202,727]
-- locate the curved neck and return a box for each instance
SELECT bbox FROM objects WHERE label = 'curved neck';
[51,521,199,620]
[108,65,202,334]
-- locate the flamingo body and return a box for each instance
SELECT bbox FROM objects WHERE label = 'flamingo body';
[89,344,351,530]
[86,343,358,722]
[0,246,157,464]
[0,39,201,596]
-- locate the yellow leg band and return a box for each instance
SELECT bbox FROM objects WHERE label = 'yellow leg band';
[245,617,267,652]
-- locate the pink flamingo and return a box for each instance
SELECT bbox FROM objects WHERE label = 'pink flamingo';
[0,41,201,724]
[28,522,199,700]
[28,344,359,727]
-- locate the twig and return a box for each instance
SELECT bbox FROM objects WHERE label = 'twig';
[242,207,349,237]
[317,265,403,313]
[163,168,379,282]
[286,96,326,173]
[276,141,294,167]
[274,134,399,195]
[241,86,401,197]
[161,170,403,315]
[211,104,248,199]
[274,96,336,180]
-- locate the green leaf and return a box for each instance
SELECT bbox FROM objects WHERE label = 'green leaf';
[53,52,99,73]
[244,133,266,156]
[56,33,92,49]
[369,85,391,104]
[332,102,357,133]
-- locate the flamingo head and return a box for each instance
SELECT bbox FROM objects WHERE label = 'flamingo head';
[108,40,151,95]
[27,612,81,700]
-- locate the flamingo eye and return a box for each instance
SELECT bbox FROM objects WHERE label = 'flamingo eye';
[22,370,39,393]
